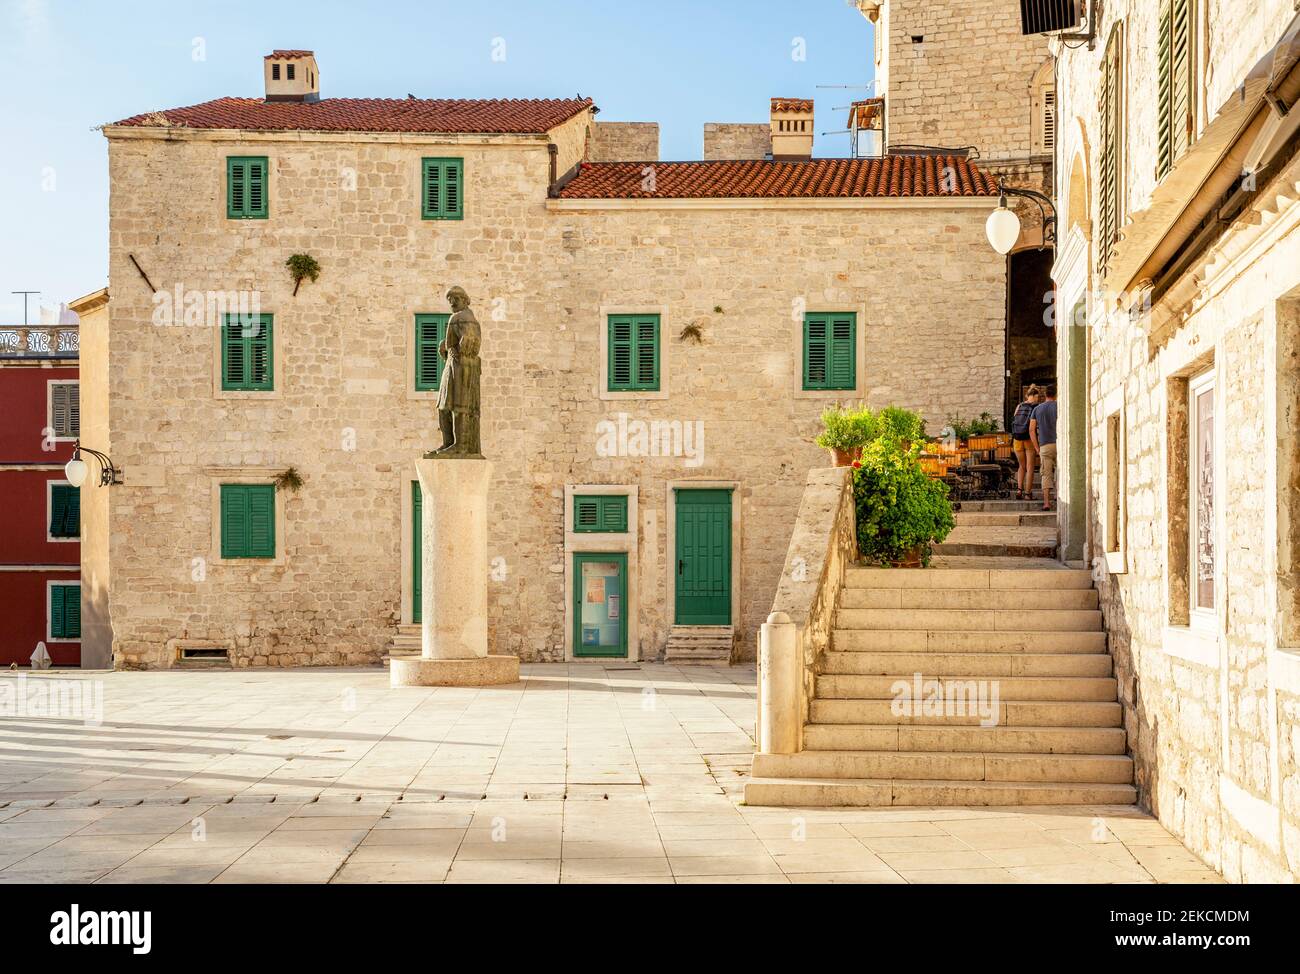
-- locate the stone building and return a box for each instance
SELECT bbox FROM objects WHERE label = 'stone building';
[83,42,1012,671]
[1051,0,1300,881]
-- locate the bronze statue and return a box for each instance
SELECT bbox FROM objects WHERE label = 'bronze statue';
[427,285,483,458]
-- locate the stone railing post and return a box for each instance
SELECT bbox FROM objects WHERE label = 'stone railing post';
[758,611,800,754]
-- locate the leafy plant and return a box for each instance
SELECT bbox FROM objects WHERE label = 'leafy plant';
[852,435,955,567]
[274,466,304,493]
[286,253,321,296]
[945,411,1001,439]
[814,404,874,452]
[877,405,927,442]
[678,321,704,344]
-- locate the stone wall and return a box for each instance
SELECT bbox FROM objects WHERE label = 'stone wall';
[882,0,1050,160]
[703,123,770,160]
[586,121,659,162]
[1055,0,1300,882]
[99,125,1005,671]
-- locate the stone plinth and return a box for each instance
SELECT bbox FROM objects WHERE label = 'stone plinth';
[390,457,519,687]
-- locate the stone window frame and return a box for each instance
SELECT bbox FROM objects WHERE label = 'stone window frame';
[204,467,287,567]
[563,484,639,662]
[597,305,669,401]
[792,302,869,401]
[407,310,447,402]
[47,379,79,442]
[46,579,81,644]
[1101,385,1127,574]
[212,312,283,401]
[46,478,79,545]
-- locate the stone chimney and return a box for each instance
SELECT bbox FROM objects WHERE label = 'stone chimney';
[770,98,814,161]
[264,50,320,103]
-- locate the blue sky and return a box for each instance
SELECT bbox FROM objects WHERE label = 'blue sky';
[0,0,876,322]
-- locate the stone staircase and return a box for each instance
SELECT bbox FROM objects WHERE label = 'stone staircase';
[934,500,1059,559]
[384,624,420,665]
[665,626,735,665]
[745,503,1134,807]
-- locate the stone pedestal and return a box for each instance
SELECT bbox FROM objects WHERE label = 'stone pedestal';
[390,458,519,687]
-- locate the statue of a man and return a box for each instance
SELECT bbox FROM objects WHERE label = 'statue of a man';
[427,286,483,458]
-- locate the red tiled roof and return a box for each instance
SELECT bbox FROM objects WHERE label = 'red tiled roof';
[265,50,314,59]
[557,156,997,200]
[111,96,595,134]
[771,97,813,113]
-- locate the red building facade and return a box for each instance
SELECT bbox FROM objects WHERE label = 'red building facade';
[0,322,80,665]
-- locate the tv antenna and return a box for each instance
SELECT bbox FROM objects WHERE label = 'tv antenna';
[11,291,39,326]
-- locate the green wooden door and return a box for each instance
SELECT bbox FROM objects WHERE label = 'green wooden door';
[573,553,627,658]
[674,489,732,625]
[412,481,422,624]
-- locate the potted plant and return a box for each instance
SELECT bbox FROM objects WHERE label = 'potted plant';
[877,405,927,451]
[815,404,876,466]
[852,434,955,567]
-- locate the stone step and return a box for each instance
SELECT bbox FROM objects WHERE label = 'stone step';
[802,723,1128,754]
[844,567,1093,589]
[664,625,733,665]
[840,587,1098,610]
[955,500,1045,512]
[934,528,1059,559]
[743,776,1137,807]
[752,750,1133,784]
[820,651,1112,677]
[832,629,1107,653]
[817,674,1118,702]
[954,512,1057,527]
[836,608,1103,632]
[809,698,1123,727]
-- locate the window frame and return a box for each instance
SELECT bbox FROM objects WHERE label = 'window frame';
[47,479,80,542]
[802,311,857,392]
[1097,24,1125,276]
[47,379,79,441]
[220,312,275,392]
[47,580,81,643]
[414,313,449,392]
[421,157,465,221]
[573,494,629,534]
[226,155,269,220]
[1188,367,1216,621]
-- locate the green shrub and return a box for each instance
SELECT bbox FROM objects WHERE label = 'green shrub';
[944,411,1000,440]
[814,404,874,452]
[852,435,955,566]
[877,405,927,442]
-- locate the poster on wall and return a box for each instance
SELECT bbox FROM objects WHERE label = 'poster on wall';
[585,576,606,603]
[607,593,620,620]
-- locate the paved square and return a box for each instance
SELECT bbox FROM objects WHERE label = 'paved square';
[0,666,1220,883]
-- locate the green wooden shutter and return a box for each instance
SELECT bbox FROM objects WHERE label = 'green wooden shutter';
[415,314,448,390]
[228,156,269,219]
[607,315,659,392]
[803,313,855,390]
[422,158,464,220]
[50,382,78,437]
[51,583,80,639]
[221,484,276,559]
[1156,0,1174,179]
[574,495,628,533]
[1156,0,1194,181]
[50,483,79,538]
[222,314,273,391]
[412,481,422,624]
[1098,30,1122,275]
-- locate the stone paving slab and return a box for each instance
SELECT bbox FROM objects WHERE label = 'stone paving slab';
[0,666,1220,884]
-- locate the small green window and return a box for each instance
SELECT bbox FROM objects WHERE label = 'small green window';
[50,483,79,539]
[50,583,81,639]
[803,312,856,391]
[422,158,464,220]
[221,313,273,391]
[574,494,628,533]
[608,314,660,392]
[220,484,276,559]
[227,156,269,219]
[415,313,449,391]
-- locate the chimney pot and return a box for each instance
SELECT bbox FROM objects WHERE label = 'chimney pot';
[770,98,814,161]
[264,50,320,103]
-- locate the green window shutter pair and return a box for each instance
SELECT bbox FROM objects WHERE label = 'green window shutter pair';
[803,313,856,391]
[227,156,269,219]
[608,315,660,392]
[220,484,276,559]
[50,483,80,539]
[574,494,628,533]
[1156,0,1195,181]
[1098,29,1123,274]
[422,158,464,220]
[415,314,449,390]
[222,313,274,390]
[50,583,81,639]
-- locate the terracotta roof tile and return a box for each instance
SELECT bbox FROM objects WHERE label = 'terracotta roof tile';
[771,97,813,113]
[265,50,314,59]
[111,96,595,135]
[557,156,997,200]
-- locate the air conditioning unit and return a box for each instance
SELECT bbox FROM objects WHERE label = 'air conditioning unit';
[1019,0,1083,35]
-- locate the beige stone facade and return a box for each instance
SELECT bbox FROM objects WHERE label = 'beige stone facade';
[586,121,659,162]
[1052,0,1300,881]
[95,104,1005,671]
[702,123,771,160]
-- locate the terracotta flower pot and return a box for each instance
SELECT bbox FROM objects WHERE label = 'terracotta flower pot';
[889,545,925,568]
[830,446,863,467]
